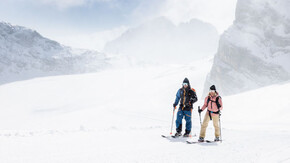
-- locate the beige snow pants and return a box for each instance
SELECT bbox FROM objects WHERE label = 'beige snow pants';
[199,112,220,138]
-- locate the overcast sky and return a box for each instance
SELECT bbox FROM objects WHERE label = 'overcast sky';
[0,0,237,50]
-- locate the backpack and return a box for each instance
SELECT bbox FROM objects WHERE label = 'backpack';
[207,96,221,110]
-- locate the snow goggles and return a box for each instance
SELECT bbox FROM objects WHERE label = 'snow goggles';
[209,90,215,93]
[182,83,188,86]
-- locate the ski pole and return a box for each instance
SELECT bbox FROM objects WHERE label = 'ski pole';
[198,106,202,127]
[219,113,222,142]
[170,107,176,135]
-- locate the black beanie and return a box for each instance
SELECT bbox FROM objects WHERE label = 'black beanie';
[183,78,190,85]
[210,85,216,91]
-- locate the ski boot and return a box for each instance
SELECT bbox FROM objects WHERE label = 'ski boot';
[183,130,191,137]
[214,137,220,141]
[174,132,182,137]
[198,137,204,142]
[183,133,190,137]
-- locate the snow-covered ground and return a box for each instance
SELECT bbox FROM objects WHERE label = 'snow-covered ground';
[0,57,290,163]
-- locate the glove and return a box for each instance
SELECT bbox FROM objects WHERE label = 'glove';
[198,108,202,113]
[173,103,177,110]
[189,101,193,108]
[173,103,177,108]
[190,100,193,105]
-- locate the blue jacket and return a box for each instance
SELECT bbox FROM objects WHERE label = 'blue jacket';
[174,87,198,111]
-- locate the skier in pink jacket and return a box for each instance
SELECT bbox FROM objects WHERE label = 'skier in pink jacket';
[198,85,223,142]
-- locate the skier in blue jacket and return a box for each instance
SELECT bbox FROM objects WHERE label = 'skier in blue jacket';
[173,78,198,137]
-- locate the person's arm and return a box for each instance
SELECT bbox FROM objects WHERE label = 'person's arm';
[173,89,181,107]
[190,90,198,106]
[201,96,209,111]
[218,97,223,110]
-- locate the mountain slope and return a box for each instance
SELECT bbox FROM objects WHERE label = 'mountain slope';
[0,22,109,85]
[104,17,219,64]
[204,0,290,96]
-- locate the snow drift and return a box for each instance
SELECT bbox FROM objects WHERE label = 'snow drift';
[204,0,290,96]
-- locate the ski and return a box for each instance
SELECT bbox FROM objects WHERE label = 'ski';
[171,135,180,138]
[161,135,171,138]
[186,141,203,144]
[171,135,192,138]
[186,140,208,144]
[161,135,182,138]
[206,140,222,143]
[186,140,221,144]
[206,140,216,143]
[161,135,190,139]
[162,134,197,139]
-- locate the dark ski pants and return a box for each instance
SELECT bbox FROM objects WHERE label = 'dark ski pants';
[176,109,192,133]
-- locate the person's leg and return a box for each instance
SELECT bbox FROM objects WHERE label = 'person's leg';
[184,111,192,134]
[175,109,183,133]
[213,115,220,138]
[199,112,210,138]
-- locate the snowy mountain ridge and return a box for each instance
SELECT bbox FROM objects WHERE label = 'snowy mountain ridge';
[0,22,109,85]
[104,17,219,64]
[204,0,290,96]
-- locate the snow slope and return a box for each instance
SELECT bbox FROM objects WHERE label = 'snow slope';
[204,0,290,96]
[0,22,109,85]
[0,57,290,163]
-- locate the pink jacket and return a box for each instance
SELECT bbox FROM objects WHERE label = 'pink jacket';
[201,93,223,115]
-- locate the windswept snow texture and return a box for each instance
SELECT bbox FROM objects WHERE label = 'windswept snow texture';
[0,58,290,163]
[104,17,219,64]
[0,22,109,85]
[204,0,290,96]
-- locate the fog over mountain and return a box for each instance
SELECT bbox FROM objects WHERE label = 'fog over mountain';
[204,0,290,96]
[104,17,219,64]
